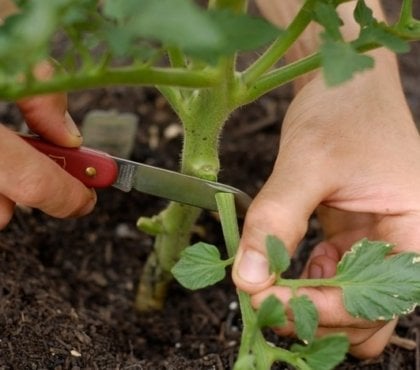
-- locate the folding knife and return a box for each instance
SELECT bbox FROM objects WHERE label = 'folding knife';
[22,135,252,216]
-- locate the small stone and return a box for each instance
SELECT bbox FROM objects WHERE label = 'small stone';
[81,110,138,158]
[164,123,182,140]
[70,349,82,357]
[229,301,238,311]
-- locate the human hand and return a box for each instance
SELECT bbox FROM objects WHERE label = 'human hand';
[0,63,96,229]
[232,52,420,358]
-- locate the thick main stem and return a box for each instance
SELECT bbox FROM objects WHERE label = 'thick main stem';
[135,202,202,311]
[135,86,232,311]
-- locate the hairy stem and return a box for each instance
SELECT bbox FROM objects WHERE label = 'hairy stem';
[135,69,234,310]
[0,65,220,100]
[135,203,201,311]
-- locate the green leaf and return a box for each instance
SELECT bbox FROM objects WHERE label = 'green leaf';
[265,235,290,275]
[0,0,99,76]
[104,0,223,59]
[171,242,229,290]
[103,0,280,61]
[353,0,409,53]
[256,295,286,329]
[290,295,318,344]
[208,10,282,53]
[0,1,57,73]
[333,239,420,320]
[312,2,343,41]
[358,25,409,53]
[354,0,374,27]
[291,334,349,370]
[320,36,374,85]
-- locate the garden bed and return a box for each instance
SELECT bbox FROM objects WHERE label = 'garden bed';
[0,2,419,368]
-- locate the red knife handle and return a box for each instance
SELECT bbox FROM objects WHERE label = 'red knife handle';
[21,135,119,188]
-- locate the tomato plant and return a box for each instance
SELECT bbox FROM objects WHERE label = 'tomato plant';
[1,0,420,368]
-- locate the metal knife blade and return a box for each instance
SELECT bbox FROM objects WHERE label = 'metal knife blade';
[112,157,252,216]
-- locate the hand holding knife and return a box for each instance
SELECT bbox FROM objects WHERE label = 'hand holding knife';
[21,135,251,216]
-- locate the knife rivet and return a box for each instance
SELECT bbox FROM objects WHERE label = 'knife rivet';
[85,167,97,177]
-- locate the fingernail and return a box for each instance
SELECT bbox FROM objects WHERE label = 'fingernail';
[237,249,270,284]
[64,112,81,138]
[308,263,323,279]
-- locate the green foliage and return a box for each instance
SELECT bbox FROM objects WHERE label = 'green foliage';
[312,2,343,41]
[208,10,284,55]
[0,0,82,74]
[333,239,420,320]
[354,0,408,53]
[2,1,420,369]
[171,242,231,290]
[291,334,349,370]
[103,0,223,60]
[256,295,286,329]
[320,37,374,85]
[1,0,280,81]
[266,235,290,275]
[314,0,409,85]
[290,295,318,345]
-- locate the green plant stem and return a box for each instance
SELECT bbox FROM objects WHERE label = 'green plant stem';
[157,86,185,118]
[240,53,320,105]
[399,0,412,24]
[239,38,382,106]
[215,193,240,257]
[167,46,186,68]
[243,0,314,85]
[277,275,360,290]
[180,89,231,179]
[216,193,310,369]
[135,56,235,311]
[136,203,201,311]
[0,65,220,100]
[394,0,420,39]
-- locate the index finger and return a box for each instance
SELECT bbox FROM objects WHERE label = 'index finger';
[17,61,82,148]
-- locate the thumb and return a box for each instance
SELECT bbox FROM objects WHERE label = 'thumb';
[17,62,82,147]
[232,155,331,294]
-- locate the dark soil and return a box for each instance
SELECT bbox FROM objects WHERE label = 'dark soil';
[1,3,420,369]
